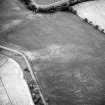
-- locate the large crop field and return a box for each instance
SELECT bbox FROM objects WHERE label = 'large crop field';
[0,0,105,105]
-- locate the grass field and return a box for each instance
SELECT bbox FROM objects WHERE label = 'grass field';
[1,0,105,105]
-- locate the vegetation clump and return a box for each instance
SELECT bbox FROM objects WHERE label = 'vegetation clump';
[28,80,45,105]
[84,18,88,23]
[100,29,104,34]
[94,25,99,30]
[69,7,77,15]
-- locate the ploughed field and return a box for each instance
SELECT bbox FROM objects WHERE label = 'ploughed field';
[1,0,105,105]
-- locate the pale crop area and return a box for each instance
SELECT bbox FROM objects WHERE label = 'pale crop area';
[74,0,105,32]
[0,55,34,105]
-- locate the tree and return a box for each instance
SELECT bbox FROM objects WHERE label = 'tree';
[100,29,104,33]
[84,18,88,23]
[72,10,77,15]
[88,21,92,25]
[94,25,99,30]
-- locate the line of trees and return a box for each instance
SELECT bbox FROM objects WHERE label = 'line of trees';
[83,18,105,34]
[19,0,94,13]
